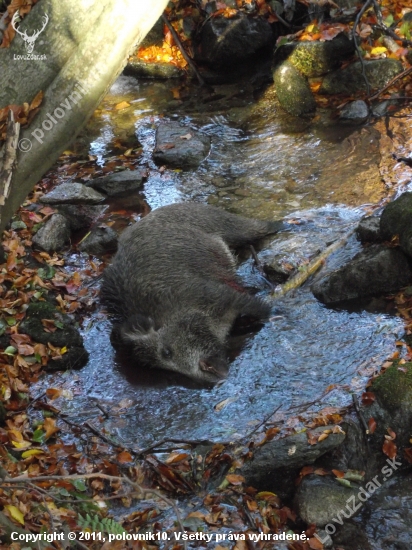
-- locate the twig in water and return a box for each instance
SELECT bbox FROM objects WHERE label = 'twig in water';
[162,14,205,86]
[352,393,370,435]
[352,0,372,97]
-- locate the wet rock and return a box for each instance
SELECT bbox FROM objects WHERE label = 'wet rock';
[356,215,382,243]
[276,33,355,77]
[32,214,71,252]
[274,61,316,117]
[86,169,147,197]
[400,226,412,258]
[124,59,185,80]
[348,474,412,550]
[20,302,88,371]
[153,121,211,168]
[380,191,412,242]
[139,16,163,48]
[339,100,369,123]
[333,522,373,550]
[311,245,412,305]
[195,13,273,69]
[56,205,107,231]
[295,474,356,526]
[41,182,105,205]
[241,426,345,489]
[78,225,118,256]
[320,59,403,95]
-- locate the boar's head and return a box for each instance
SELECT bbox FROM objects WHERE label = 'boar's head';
[115,311,229,384]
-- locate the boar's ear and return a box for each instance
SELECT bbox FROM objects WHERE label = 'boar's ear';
[119,314,155,344]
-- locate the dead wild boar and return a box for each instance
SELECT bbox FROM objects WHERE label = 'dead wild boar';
[101,202,283,383]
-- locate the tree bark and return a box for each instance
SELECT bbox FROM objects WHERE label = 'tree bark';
[0,0,168,234]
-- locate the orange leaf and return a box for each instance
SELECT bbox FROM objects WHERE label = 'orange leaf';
[46,388,62,400]
[361,391,375,405]
[117,451,133,463]
[368,417,377,434]
[332,469,345,478]
[226,474,245,485]
[382,438,397,459]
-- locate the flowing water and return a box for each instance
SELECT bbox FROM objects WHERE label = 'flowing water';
[33,75,411,543]
[37,75,404,450]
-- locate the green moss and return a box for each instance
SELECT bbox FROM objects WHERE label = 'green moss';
[372,361,412,410]
[26,301,58,319]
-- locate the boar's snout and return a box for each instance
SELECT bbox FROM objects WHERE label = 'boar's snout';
[199,356,229,380]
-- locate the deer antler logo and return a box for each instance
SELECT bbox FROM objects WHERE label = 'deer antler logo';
[11,11,49,54]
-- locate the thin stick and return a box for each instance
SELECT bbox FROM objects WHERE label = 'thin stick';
[271,228,355,298]
[352,0,372,97]
[162,14,205,86]
[0,109,20,207]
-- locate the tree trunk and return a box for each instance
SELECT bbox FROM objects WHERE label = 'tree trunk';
[0,0,168,234]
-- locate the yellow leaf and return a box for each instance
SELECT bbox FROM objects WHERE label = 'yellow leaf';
[60,346,67,355]
[22,449,44,458]
[306,23,316,32]
[370,46,387,55]
[11,439,31,449]
[4,505,25,525]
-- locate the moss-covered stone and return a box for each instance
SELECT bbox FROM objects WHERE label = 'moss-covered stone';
[273,61,316,117]
[380,192,412,241]
[20,301,88,370]
[372,361,412,411]
[276,33,355,78]
[320,59,403,95]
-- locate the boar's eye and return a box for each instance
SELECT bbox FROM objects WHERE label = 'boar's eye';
[161,347,173,359]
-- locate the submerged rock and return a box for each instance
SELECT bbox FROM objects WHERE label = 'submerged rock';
[311,245,412,304]
[41,182,105,205]
[124,59,185,80]
[276,33,355,77]
[32,214,71,252]
[320,59,403,95]
[86,169,147,197]
[78,225,118,256]
[339,100,369,123]
[153,121,211,168]
[20,302,88,370]
[274,61,316,116]
[195,13,273,69]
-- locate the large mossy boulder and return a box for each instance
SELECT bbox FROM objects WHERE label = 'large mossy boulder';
[320,59,403,94]
[20,302,88,370]
[273,61,316,116]
[276,33,355,77]
[372,361,412,413]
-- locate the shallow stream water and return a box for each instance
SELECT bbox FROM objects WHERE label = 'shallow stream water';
[37,75,404,450]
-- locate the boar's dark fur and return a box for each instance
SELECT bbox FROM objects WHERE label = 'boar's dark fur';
[101,203,283,383]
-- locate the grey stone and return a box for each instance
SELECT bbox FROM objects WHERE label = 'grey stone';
[241,426,345,488]
[153,122,211,169]
[320,59,403,95]
[274,61,316,117]
[195,13,273,68]
[400,226,412,258]
[339,100,369,123]
[356,215,382,243]
[311,245,412,305]
[32,214,71,252]
[124,59,184,80]
[276,33,355,77]
[41,182,105,205]
[139,16,163,48]
[86,169,147,197]
[78,225,118,256]
[56,205,107,231]
[295,474,356,526]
